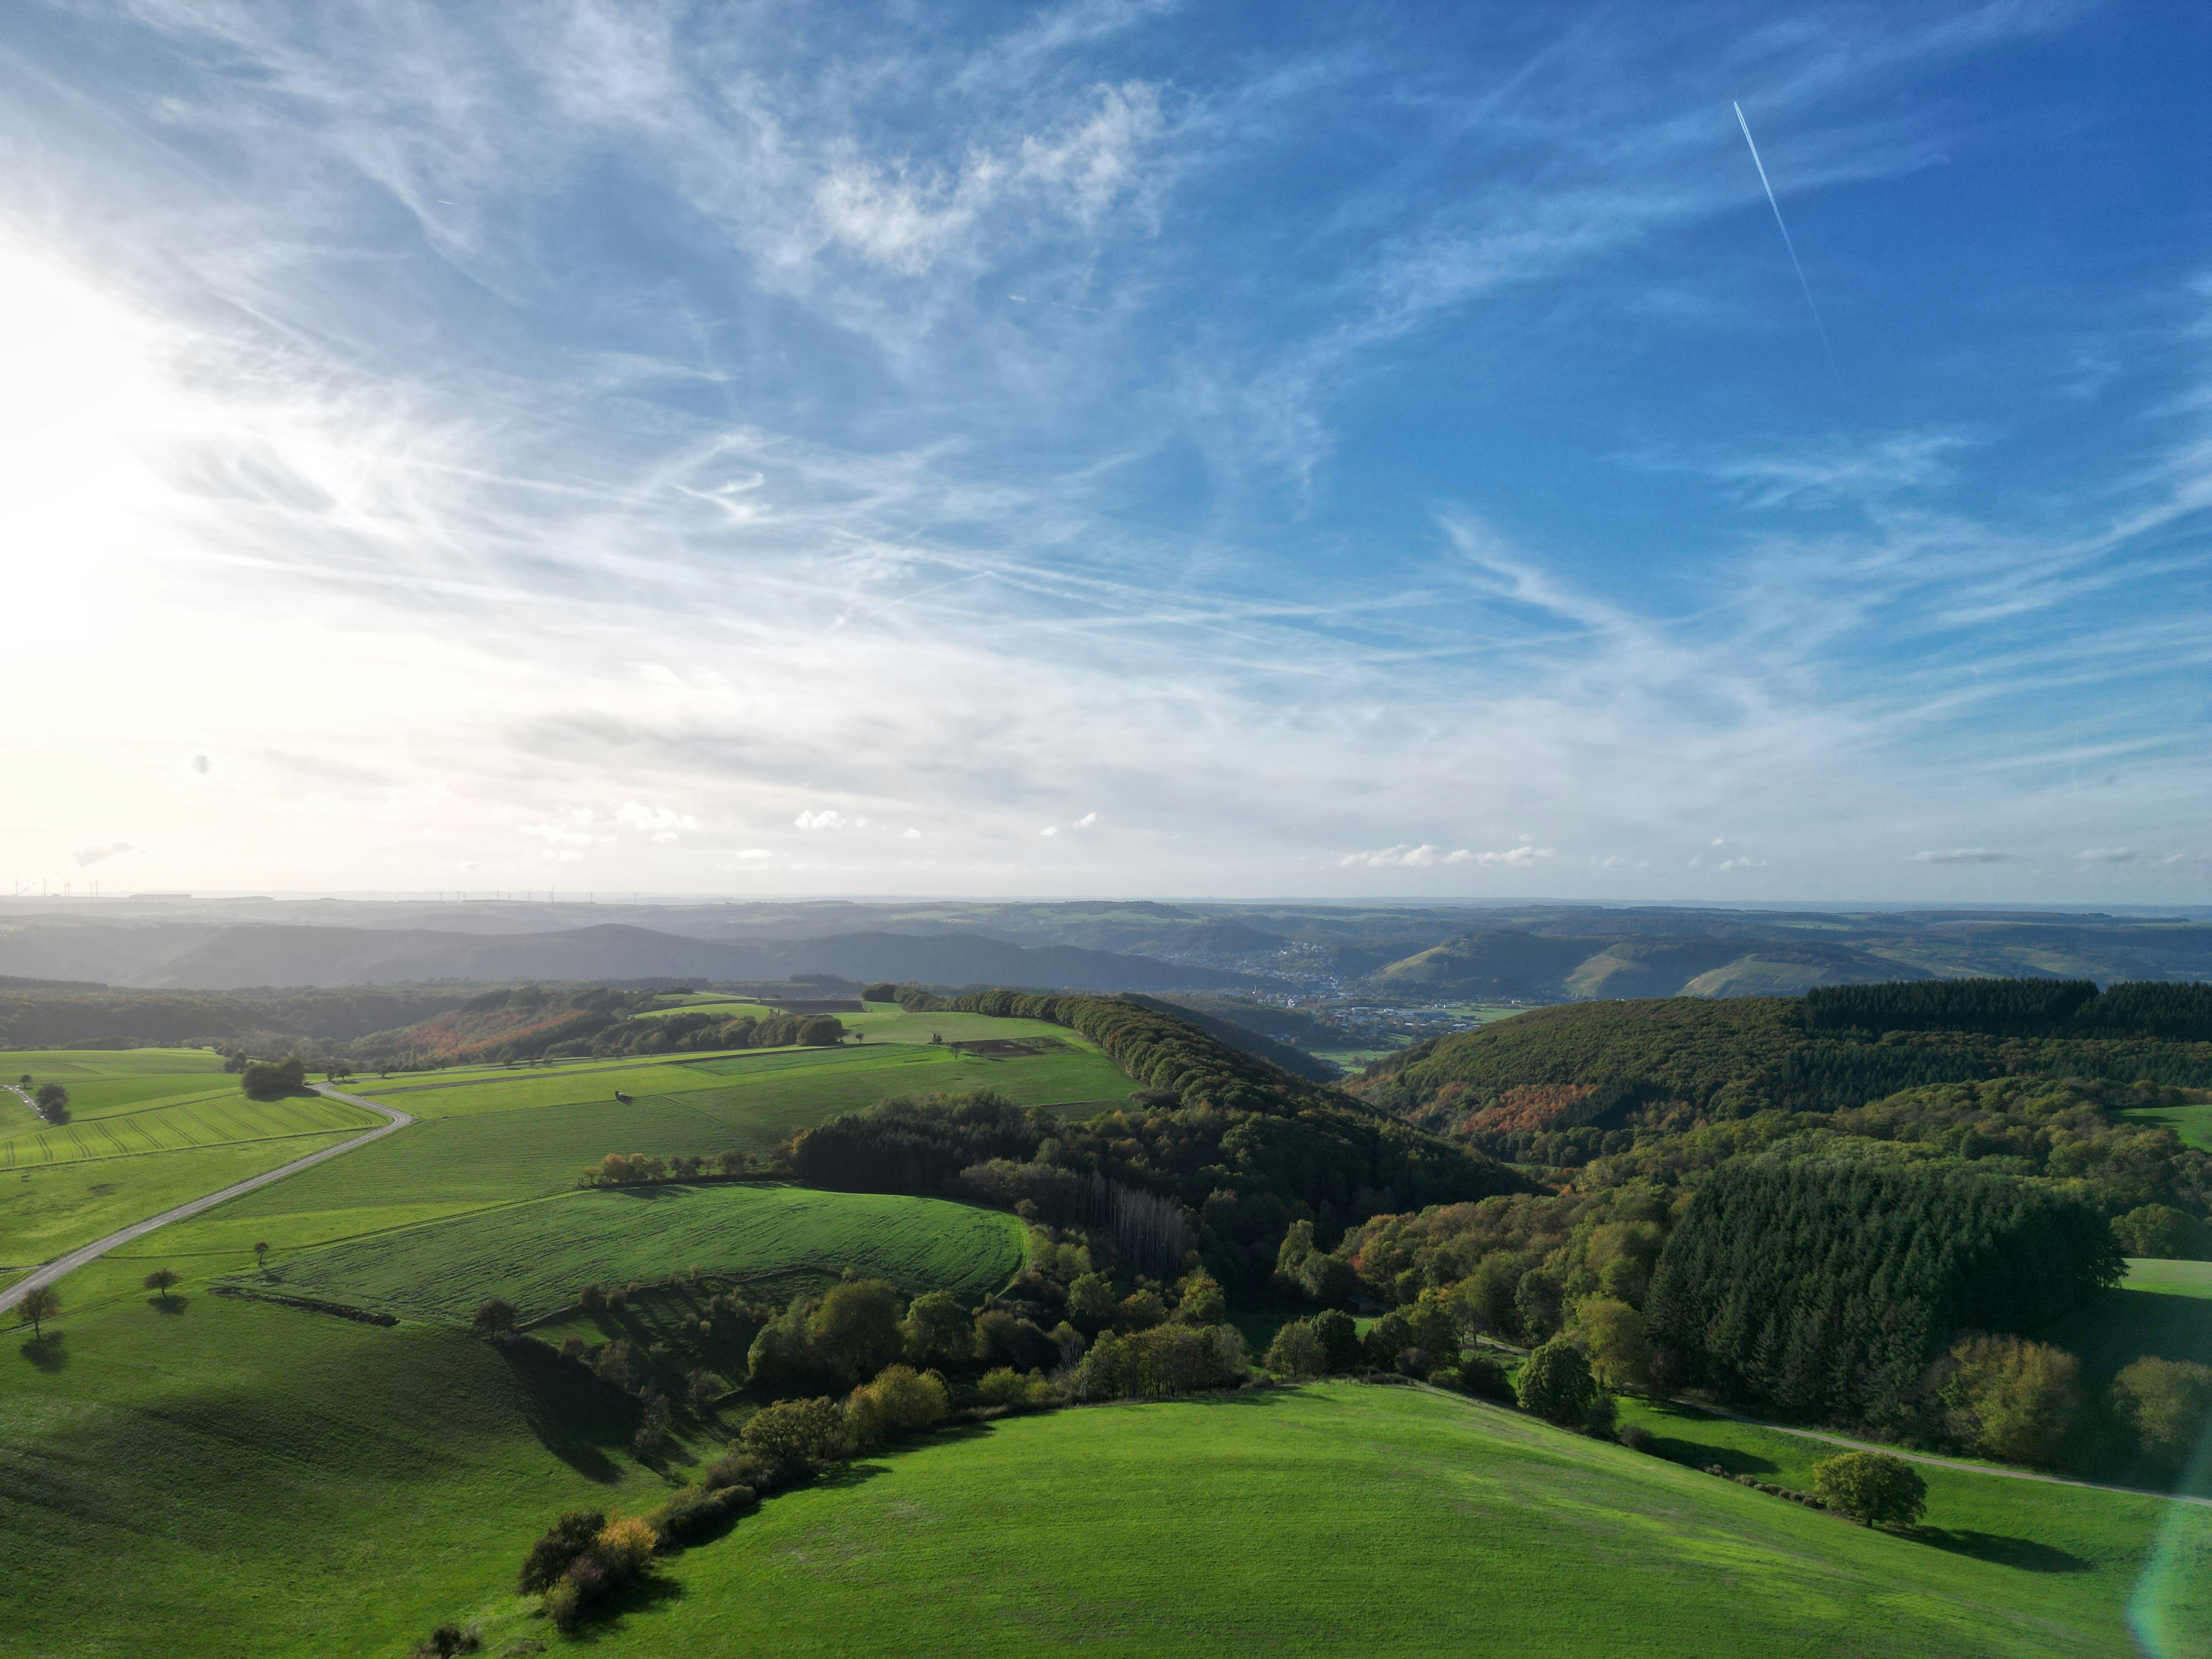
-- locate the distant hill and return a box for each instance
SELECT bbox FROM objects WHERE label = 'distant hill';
[0,921,1259,996]
[1368,929,1931,1002]
[1121,994,1342,1082]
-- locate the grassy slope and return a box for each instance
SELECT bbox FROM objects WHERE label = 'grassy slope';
[246,1183,1025,1322]
[0,1134,359,1289]
[581,1383,2208,1659]
[2,1292,684,1659]
[0,1090,376,1167]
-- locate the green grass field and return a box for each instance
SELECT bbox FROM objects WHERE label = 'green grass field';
[2123,1099,2212,1153]
[2,1290,683,1659]
[568,1382,2208,1658]
[0,1088,376,1168]
[238,1182,1025,1323]
[2124,1259,2212,1298]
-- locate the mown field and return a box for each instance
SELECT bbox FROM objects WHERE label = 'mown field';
[574,1382,2208,1658]
[2123,1098,2212,1153]
[242,1182,1025,1323]
[0,1089,376,1168]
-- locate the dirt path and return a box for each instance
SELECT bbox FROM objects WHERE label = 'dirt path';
[0,1085,411,1315]
[1671,1398,2212,1509]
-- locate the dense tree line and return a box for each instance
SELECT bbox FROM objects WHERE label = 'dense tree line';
[1804,978,2212,1040]
[1644,1160,2120,1431]
[0,984,479,1049]
[1359,994,2212,1148]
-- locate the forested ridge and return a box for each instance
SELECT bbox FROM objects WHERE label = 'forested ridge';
[782,987,1529,1293]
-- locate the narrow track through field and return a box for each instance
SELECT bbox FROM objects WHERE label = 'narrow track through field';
[0,1085,411,1314]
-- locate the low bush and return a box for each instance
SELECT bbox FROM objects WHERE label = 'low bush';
[740,1396,849,1466]
[845,1364,951,1449]
[1617,1421,1656,1453]
[1515,1338,1596,1427]
[517,1510,606,1595]
[974,1366,1058,1411]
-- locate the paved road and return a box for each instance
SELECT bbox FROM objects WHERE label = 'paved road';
[0,1084,411,1316]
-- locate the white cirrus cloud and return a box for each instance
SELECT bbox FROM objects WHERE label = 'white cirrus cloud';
[2076,847,2141,864]
[1447,844,1555,867]
[1912,848,2011,864]
[74,841,138,866]
[1074,812,1098,828]
[1717,857,1770,872]
[1040,826,1058,837]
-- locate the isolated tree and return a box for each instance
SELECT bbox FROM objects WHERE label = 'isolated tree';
[142,1267,182,1302]
[33,1082,67,1121]
[252,1241,270,1273]
[325,1062,353,1084]
[1812,1452,1927,1529]
[634,1391,674,1455]
[17,1284,59,1339]
[471,1297,521,1341]
[1515,1338,1597,1426]
[686,1368,723,1411]
[15,1073,27,1089]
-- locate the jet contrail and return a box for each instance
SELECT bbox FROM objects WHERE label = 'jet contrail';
[1734,101,1838,380]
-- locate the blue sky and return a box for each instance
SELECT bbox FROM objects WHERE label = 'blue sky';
[1,0,2205,900]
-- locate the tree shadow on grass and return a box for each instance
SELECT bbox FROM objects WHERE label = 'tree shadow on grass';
[562,1566,689,1645]
[1646,1436,1778,1477]
[502,1347,637,1483]
[18,1330,67,1371]
[149,1293,188,1316]
[1911,1527,2091,1573]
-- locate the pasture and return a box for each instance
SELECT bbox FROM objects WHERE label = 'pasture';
[580,1382,2207,1658]
[0,1088,376,1168]
[2123,1098,2212,1153]
[240,1182,1025,1323]
[1,1290,685,1658]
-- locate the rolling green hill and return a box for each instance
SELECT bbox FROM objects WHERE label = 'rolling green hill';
[241,1183,1024,1323]
[568,1382,2205,1658]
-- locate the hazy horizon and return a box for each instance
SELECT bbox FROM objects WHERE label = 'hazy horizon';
[4,2,2205,904]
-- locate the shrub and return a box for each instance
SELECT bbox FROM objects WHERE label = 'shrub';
[687,1368,724,1410]
[1583,1390,1618,1438]
[845,1364,951,1448]
[595,1514,657,1578]
[1812,1451,1927,1528]
[1618,1421,1656,1453]
[411,1623,479,1658]
[578,1282,606,1312]
[1516,1338,1596,1427]
[1264,1321,1328,1380]
[517,1510,605,1594]
[542,1581,583,1633]
[740,1396,849,1465]
[975,1366,1058,1411]
[2110,1356,2212,1467]
[645,1480,757,1545]
[1457,1353,1514,1401]
[1943,1335,2084,1465]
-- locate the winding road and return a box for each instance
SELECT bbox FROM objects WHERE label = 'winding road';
[0,1084,411,1315]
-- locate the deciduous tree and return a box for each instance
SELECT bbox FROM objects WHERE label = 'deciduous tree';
[1812,1452,1927,1528]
